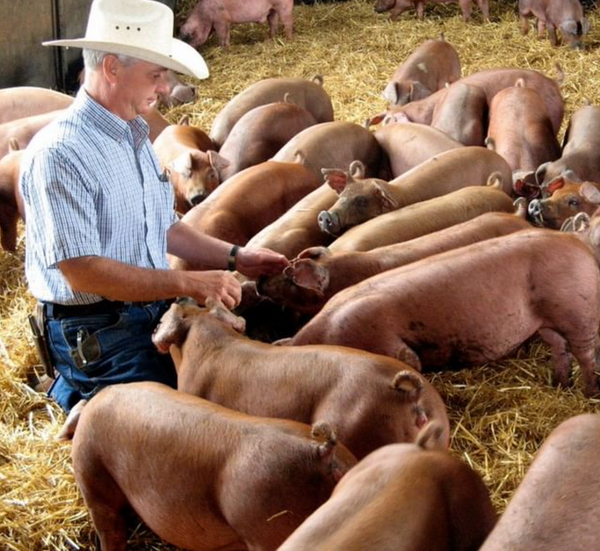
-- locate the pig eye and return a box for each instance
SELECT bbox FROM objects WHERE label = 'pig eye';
[568,198,580,208]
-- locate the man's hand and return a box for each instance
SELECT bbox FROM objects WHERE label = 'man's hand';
[234,247,289,279]
[180,270,242,310]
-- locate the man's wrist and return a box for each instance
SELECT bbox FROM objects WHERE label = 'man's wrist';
[227,245,240,271]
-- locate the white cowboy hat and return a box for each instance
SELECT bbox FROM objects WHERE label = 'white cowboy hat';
[42,0,208,79]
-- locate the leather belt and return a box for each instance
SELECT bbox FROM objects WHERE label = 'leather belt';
[43,300,155,320]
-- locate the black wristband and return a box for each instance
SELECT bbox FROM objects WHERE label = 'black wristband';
[227,245,240,271]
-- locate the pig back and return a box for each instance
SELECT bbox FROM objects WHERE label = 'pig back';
[480,414,600,551]
[329,185,514,253]
[272,121,383,180]
[0,86,73,125]
[210,77,334,148]
[374,122,463,178]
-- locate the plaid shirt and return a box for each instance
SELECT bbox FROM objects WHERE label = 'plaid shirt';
[20,89,178,305]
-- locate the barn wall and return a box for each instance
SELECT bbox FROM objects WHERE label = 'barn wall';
[0,0,178,92]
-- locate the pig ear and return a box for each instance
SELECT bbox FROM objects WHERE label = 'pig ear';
[382,81,400,105]
[415,422,447,452]
[572,212,591,233]
[349,160,366,179]
[207,150,230,171]
[290,259,329,294]
[486,172,504,190]
[296,246,332,261]
[559,19,578,35]
[409,81,431,102]
[151,303,191,353]
[374,183,399,210]
[206,297,246,333]
[311,421,337,460]
[366,113,386,127]
[322,169,351,194]
[535,162,550,185]
[171,152,193,179]
[391,370,423,402]
[580,183,600,204]
[545,176,566,196]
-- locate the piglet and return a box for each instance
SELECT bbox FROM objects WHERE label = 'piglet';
[382,36,461,107]
[519,0,590,48]
[180,0,293,47]
[68,382,357,551]
[278,422,497,551]
[152,120,228,212]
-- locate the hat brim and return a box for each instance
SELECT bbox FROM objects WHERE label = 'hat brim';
[42,37,208,80]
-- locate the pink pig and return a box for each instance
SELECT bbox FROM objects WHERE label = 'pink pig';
[180,0,293,48]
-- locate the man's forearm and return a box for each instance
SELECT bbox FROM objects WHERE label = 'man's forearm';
[58,256,188,302]
[167,220,233,270]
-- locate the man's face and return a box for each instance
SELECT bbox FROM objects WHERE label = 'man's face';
[113,59,170,119]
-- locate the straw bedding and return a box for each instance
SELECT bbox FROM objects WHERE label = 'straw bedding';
[1,0,599,548]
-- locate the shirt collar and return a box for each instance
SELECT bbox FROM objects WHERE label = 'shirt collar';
[74,88,150,149]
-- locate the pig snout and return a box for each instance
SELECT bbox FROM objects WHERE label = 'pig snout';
[527,199,544,226]
[189,192,208,206]
[318,210,341,236]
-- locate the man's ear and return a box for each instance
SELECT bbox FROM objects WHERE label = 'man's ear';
[103,54,120,84]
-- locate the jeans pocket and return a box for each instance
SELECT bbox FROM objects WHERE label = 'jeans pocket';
[60,312,123,372]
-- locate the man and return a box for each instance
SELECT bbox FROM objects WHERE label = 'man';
[20,0,289,412]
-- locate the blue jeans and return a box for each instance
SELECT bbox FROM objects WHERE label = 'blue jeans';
[46,301,176,412]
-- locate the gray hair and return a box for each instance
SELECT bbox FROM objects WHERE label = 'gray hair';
[82,49,140,70]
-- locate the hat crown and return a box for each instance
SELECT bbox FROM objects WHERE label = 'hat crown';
[85,0,173,55]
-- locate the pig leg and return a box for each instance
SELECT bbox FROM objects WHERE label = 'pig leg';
[459,0,472,22]
[0,215,18,252]
[278,5,294,40]
[214,21,231,47]
[571,344,600,398]
[267,10,279,38]
[538,328,573,388]
[415,1,425,20]
[519,14,530,35]
[79,479,129,551]
[547,24,558,46]
[476,0,489,20]
[536,19,547,39]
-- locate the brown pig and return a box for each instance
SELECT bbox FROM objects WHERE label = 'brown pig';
[382,37,461,107]
[210,76,334,148]
[431,82,488,146]
[318,147,512,237]
[278,423,497,551]
[0,86,73,124]
[328,183,515,253]
[272,121,383,181]
[170,160,321,270]
[141,106,172,143]
[152,298,450,459]
[480,414,600,551]
[373,122,463,180]
[0,109,65,159]
[179,0,293,48]
[69,382,357,551]
[218,100,318,181]
[485,80,561,173]
[292,229,600,397]
[375,67,564,135]
[375,0,489,22]
[519,0,590,48]
[527,173,600,229]
[258,211,531,315]
[536,105,600,186]
[245,183,338,259]
[152,121,228,212]
[0,138,25,252]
